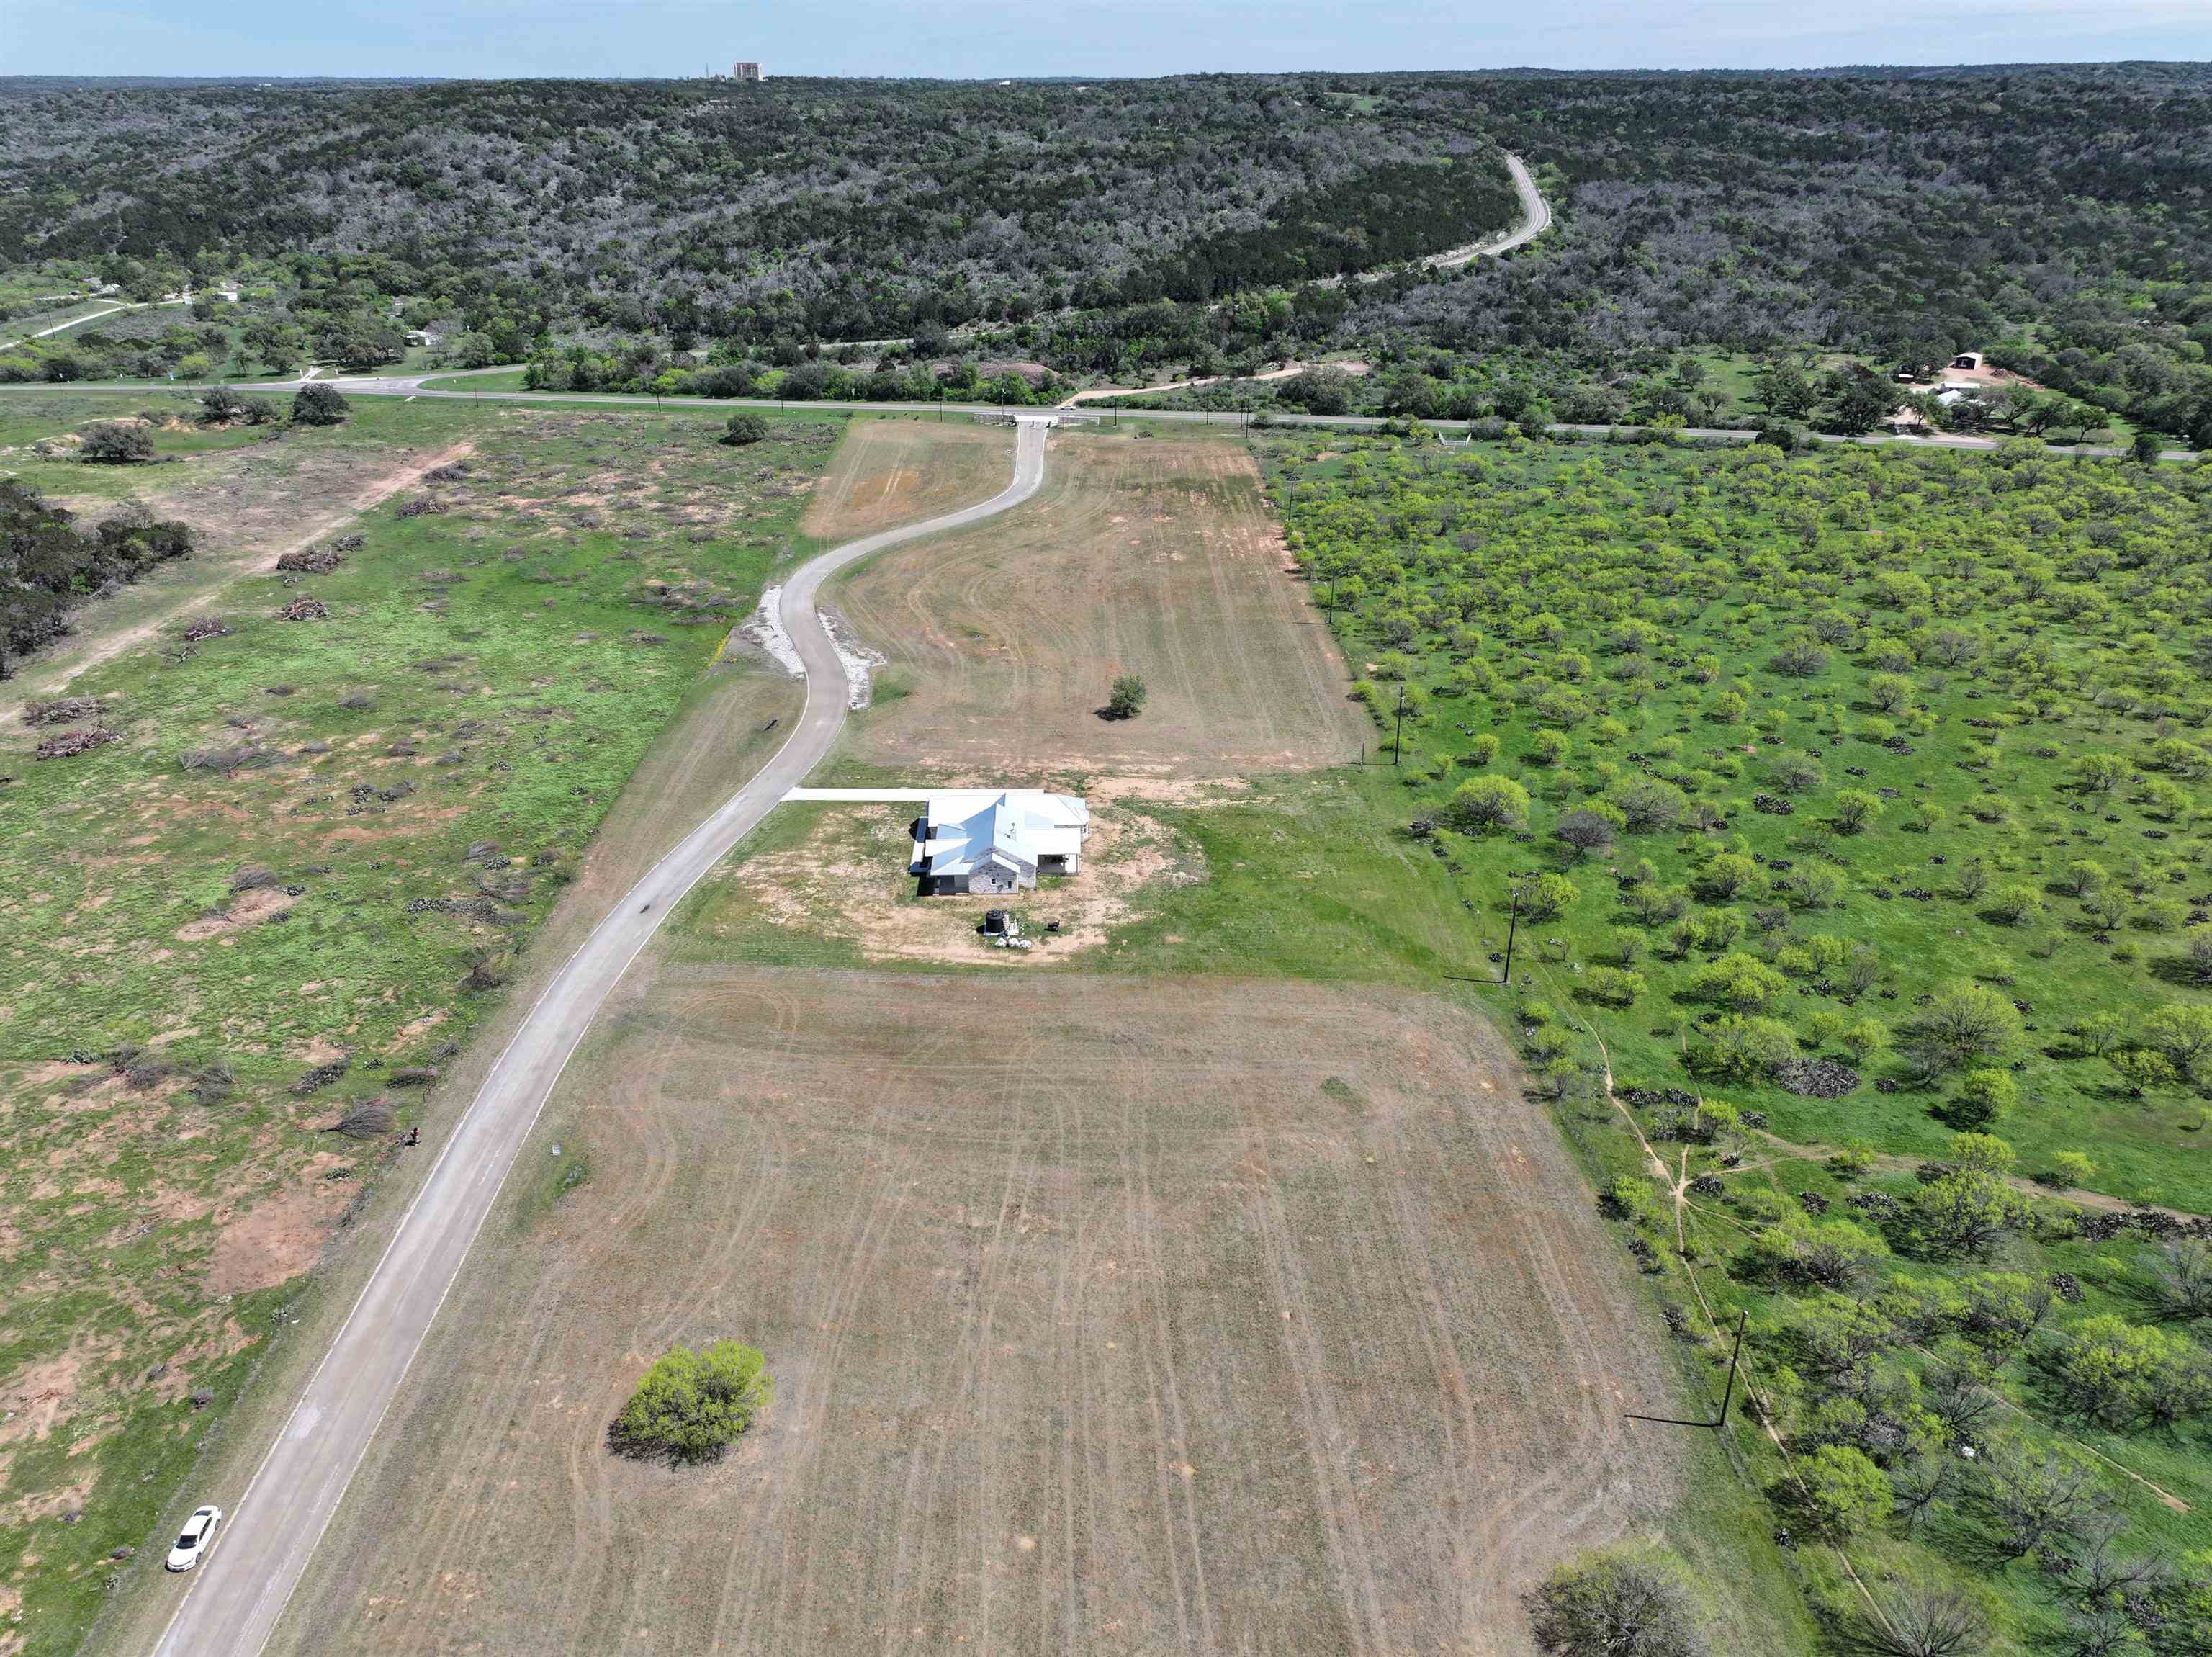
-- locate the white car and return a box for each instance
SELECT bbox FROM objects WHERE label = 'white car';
[166,1505,223,1571]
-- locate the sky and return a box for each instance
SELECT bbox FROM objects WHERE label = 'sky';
[3,0,2206,79]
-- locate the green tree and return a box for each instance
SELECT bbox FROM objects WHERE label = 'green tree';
[719,412,770,446]
[1686,1015,1799,1082]
[1826,372,1895,436]
[1946,1131,2015,1175]
[292,382,350,426]
[2046,1316,2211,1431]
[78,421,153,463]
[1758,356,1817,420]
[1514,871,1581,922]
[1946,1069,2016,1130]
[1908,1170,2031,1260]
[2071,752,2131,794]
[2142,1005,2212,1082]
[1526,1547,1709,1657]
[1792,1445,1892,1537]
[1442,775,1529,835]
[1105,674,1148,720]
[608,1340,773,1463]
[1580,966,1647,1009]
[1905,982,2021,1076]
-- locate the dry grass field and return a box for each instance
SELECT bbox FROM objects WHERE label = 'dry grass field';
[800,416,1015,542]
[269,965,1686,1657]
[831,428,1366,779]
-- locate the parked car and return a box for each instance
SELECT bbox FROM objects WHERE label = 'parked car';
[166,1505,223,1571]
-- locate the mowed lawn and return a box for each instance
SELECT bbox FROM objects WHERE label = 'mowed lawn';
[799,413,1015,541]
[831,427,1367,780]
[266,967,1691,1657]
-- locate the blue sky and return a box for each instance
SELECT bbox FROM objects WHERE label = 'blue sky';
[4,0,2206,78]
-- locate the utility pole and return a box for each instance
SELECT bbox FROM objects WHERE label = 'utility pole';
[1625,1310,1748,1429]
[1392,683,1406,765]
[1500,887,1519,984]
[1714,1308,1747,1428]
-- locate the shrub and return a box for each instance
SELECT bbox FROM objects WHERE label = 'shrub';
[1904,981,2021,1076]
[608,1340,773,1463]
[1581,966,1647,1009]
[1552,808,1617,860]
[1609,775,1687,832]
[1789,1444,1892,1537]
[2041,1151,2095,1190]
[2142,1004,2212,1082]
[80,421,153,463]
[1857,1586,1991,1657]
[292,382,350,426]
[1945,1068,2016,1130]
[1105,673,1148,720]
[1686,1015,1799,1082]
[1689,951,1788,1012]
[1832,788,1884,834]
[1442,774,1529,835]
[1525,1548,1709,1657]
[1734,1214,1888,1291]
[719,412,770,446]
[1514,871,1580,922]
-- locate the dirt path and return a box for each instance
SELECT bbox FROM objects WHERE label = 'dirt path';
[1741,1126,2209,1226]
[1,439,474,727]
[1057,359,1370,410]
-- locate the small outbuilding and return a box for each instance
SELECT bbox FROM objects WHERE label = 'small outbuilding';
[909,791,1089,895]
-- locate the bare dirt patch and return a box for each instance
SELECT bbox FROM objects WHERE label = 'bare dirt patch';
[835,430,1366,778]
[693,795,1197,964]
[799,416,1013,541]
[204,1164,357,1298]
[272,966,1684,1657]
[174,885,297,943]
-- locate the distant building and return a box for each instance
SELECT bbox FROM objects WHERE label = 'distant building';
[732,60,763,81]
[909,791,1089,895]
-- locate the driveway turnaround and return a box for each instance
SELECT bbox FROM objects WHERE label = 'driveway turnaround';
[148,415,1053,1657]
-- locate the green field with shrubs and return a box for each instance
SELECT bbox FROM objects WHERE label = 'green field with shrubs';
[1233,428,2212,1654]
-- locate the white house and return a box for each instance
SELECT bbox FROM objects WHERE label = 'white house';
[909,791,1089,895]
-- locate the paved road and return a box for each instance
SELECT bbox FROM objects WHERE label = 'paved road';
[1321,150,1550,282]
[6,372,2195,462]
[1435,153,1550,265]
[148,416,1053,1657]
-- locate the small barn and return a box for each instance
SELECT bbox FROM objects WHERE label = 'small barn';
[909,791,1089,895]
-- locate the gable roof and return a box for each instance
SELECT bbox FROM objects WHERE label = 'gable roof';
[911,790,1089,879]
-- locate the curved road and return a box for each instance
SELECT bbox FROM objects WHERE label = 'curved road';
[149,416,1052,1657]
[1430,153,1550,267]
